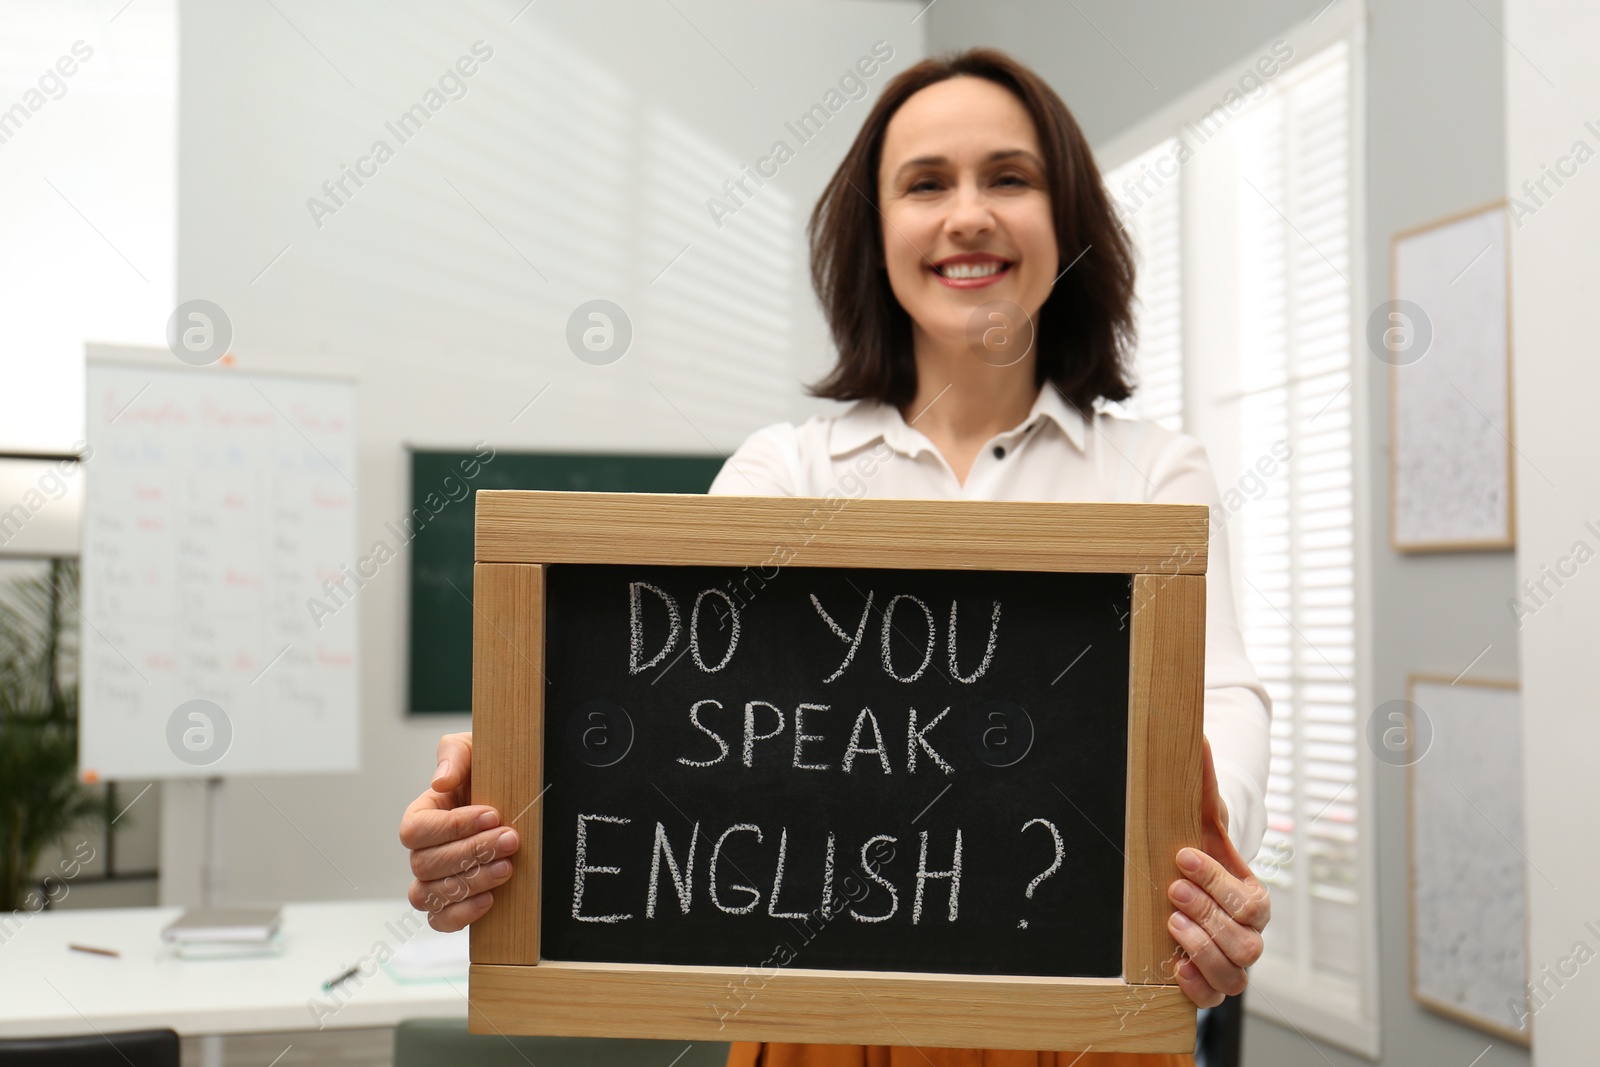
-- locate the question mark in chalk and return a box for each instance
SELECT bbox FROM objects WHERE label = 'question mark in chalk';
[1017,818,1064,929]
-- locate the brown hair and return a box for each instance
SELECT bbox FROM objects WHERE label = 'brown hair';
[805,48,1137,414]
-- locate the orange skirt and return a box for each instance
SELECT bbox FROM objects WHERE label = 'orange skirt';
[727,1044,1193,1067]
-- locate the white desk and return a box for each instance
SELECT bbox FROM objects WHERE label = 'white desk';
[0,900,467,1039]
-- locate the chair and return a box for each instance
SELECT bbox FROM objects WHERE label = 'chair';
[0,1029,179,1067]
[394,1019,731,1067]
[1195,993,1243,1067]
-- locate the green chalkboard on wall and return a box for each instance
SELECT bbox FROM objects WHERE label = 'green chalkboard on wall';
[407,448,725,714]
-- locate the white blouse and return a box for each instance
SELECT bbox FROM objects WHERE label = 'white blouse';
[707,382,1272,863]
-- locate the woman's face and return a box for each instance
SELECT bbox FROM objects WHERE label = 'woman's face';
[877,76,1058,356]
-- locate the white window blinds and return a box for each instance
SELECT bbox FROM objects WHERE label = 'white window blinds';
[1104,139,1184,431]
[1230,38,1362,979]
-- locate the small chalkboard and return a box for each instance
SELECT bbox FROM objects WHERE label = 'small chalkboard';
[469,491,1208,1053]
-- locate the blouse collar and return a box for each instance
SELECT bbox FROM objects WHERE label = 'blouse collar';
[827,381,1090,459]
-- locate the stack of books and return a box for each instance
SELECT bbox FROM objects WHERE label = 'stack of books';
[160,907,285,959]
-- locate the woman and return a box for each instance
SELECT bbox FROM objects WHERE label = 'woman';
[401,47,1271,1067]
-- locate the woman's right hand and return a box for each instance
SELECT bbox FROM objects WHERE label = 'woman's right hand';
[399,731,520,932]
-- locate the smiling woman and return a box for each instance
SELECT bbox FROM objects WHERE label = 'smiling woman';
[402,45,1273,1067]
[805,50,1137,465]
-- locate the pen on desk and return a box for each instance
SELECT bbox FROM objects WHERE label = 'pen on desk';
[69,943,121,958]
[322,965,361,991]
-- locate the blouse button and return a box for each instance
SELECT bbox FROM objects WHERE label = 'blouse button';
[993,445,1006,459]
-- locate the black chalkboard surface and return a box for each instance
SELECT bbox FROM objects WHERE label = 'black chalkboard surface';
[538,561,1134,979]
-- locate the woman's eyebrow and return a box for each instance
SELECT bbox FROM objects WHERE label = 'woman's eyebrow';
[891,148,1043,181]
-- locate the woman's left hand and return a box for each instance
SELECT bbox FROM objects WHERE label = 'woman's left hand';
[1167,737,1271,1008]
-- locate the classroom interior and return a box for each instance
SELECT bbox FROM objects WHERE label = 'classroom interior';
[1,0,1595,1065]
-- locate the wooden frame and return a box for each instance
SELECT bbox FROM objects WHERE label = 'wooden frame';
[1389,199,1517,552]
[1405,674,1531,1047]
[469,491,1207,1052]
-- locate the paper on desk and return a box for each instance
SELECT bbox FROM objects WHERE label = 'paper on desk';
[382,927,469,982]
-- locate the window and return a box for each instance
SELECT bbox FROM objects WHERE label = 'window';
[0,0,177,455]
[1104,139,1183,430]
[1098,4,1378,1057]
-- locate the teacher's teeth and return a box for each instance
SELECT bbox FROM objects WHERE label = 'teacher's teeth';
[940,262,1005,279]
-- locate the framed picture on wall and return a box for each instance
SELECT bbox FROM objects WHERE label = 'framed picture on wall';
[1388,202,1515,551]
[1407,674,1531,1045]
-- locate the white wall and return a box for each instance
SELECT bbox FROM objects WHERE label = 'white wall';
[165,0,925,906]
[1503,1,1600,1062]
